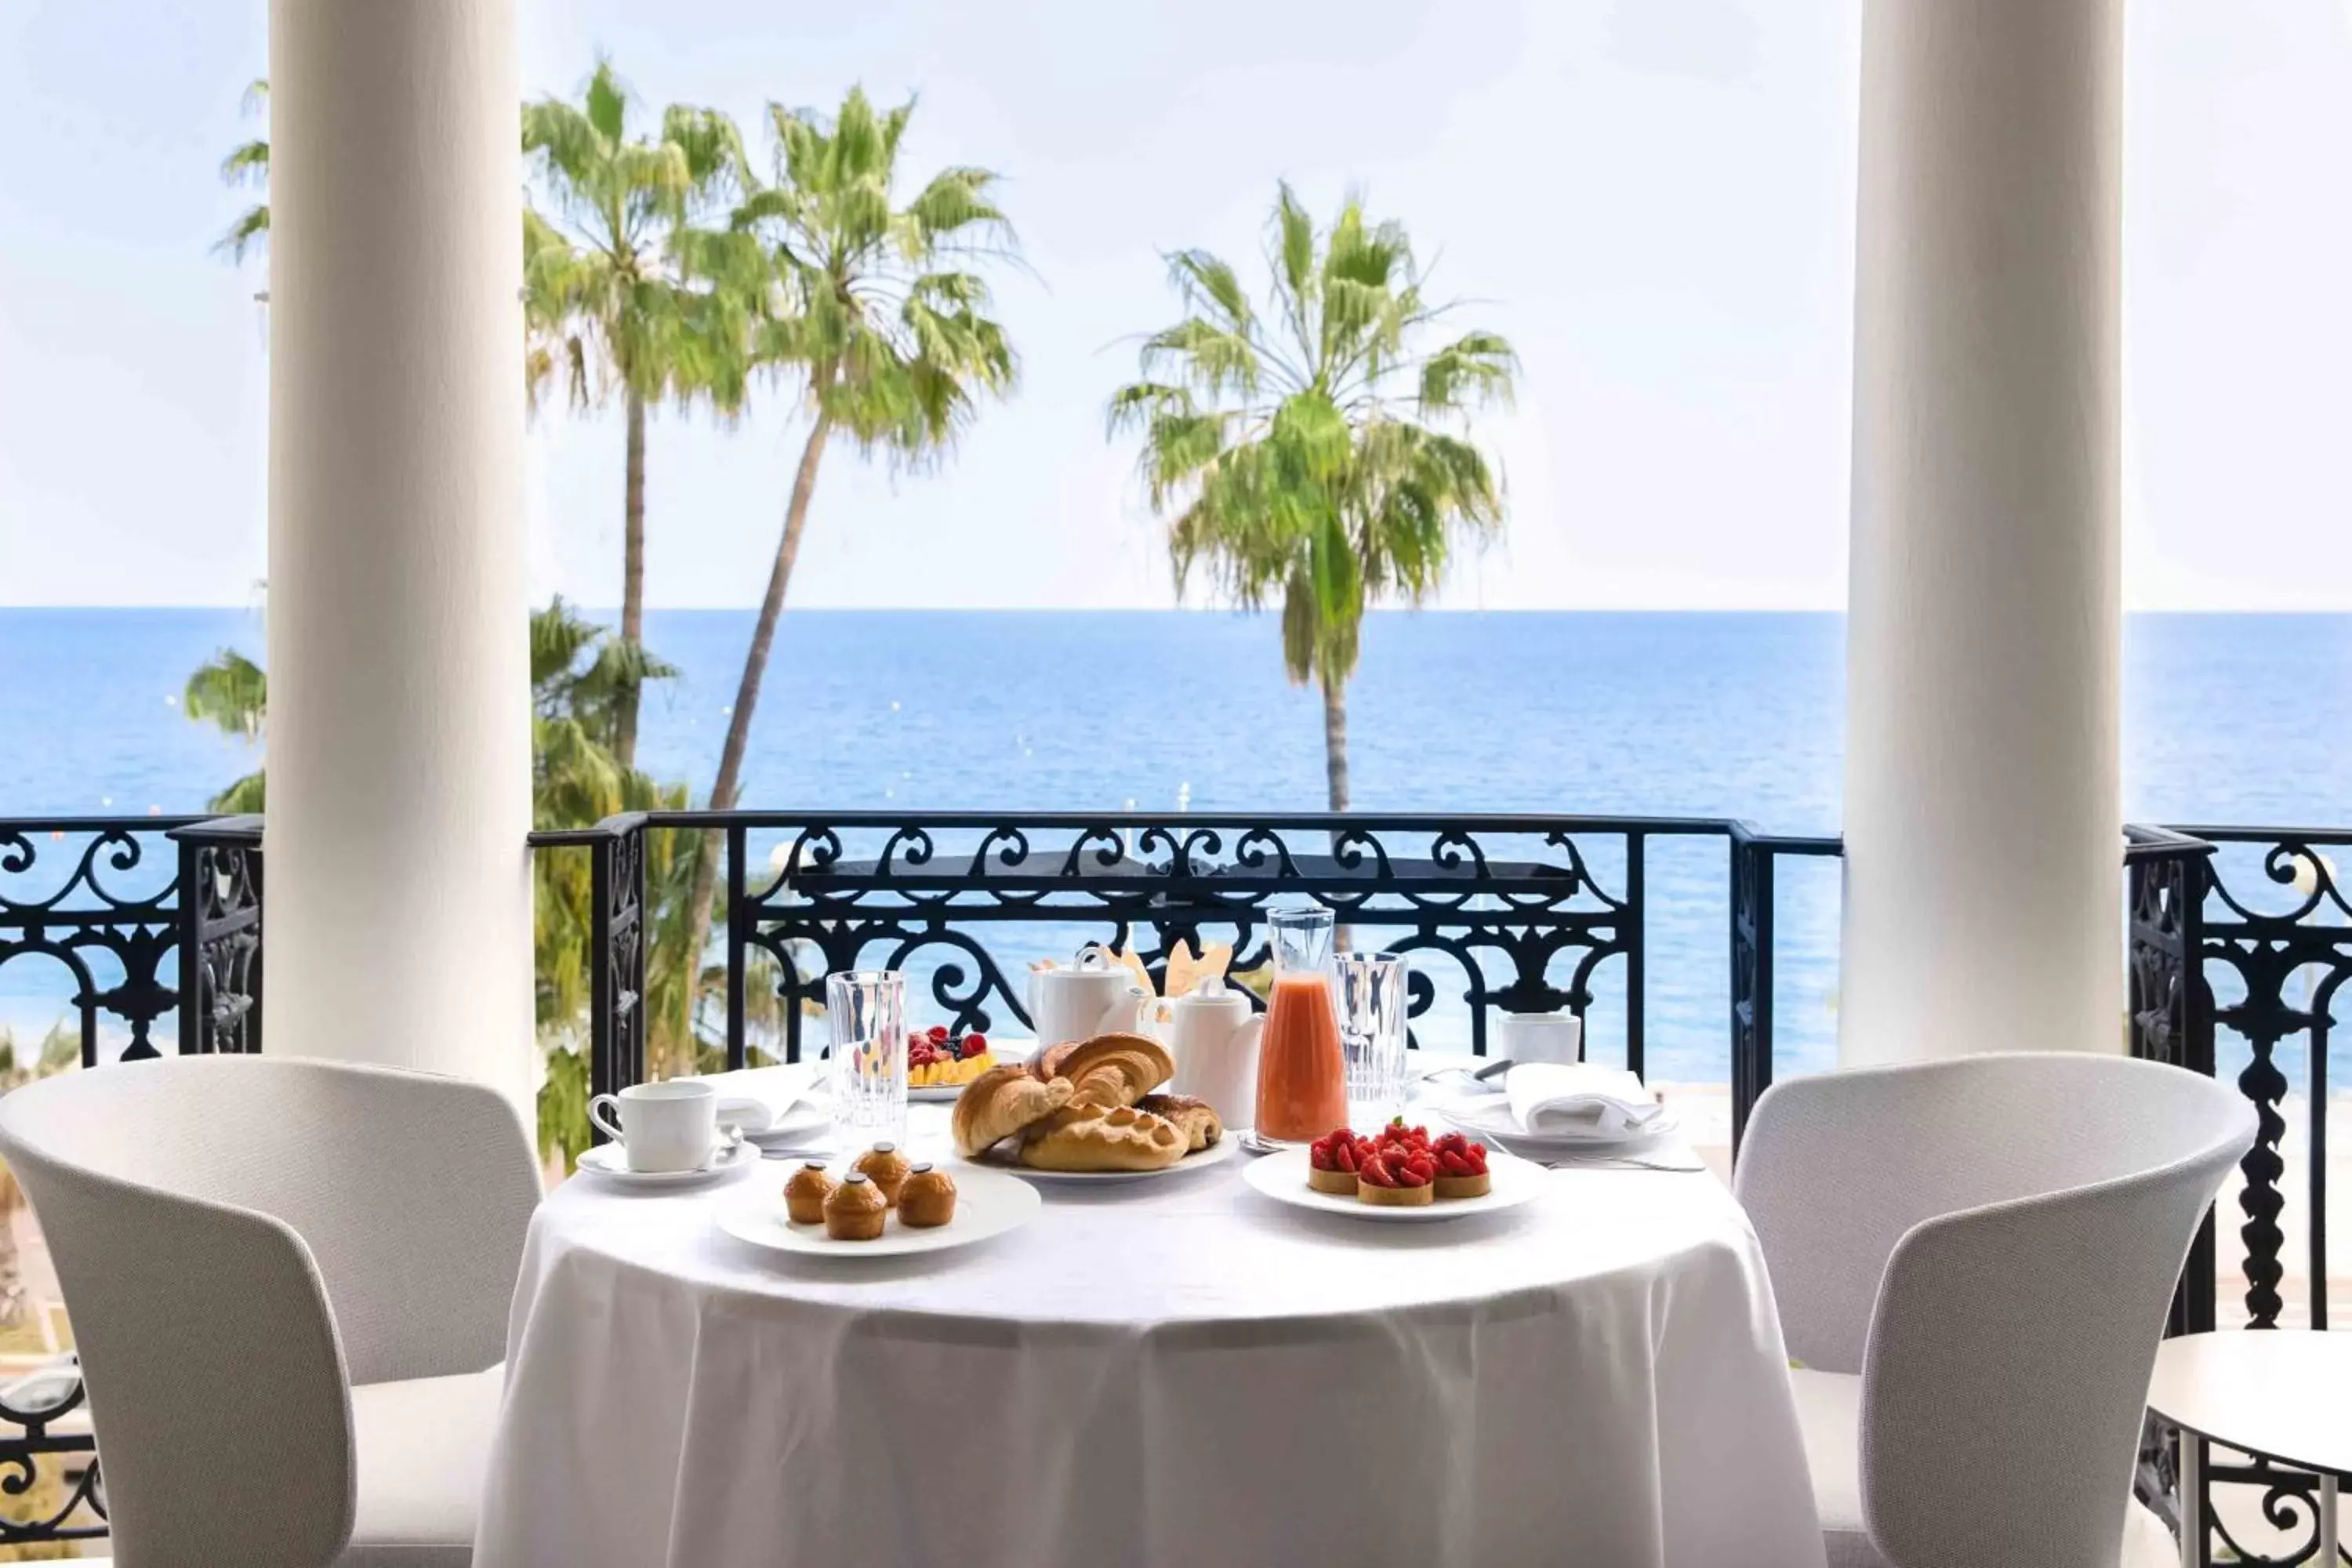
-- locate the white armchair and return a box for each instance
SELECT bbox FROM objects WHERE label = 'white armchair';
[1734,1051,2251,1568]
[0,1054,540,1567]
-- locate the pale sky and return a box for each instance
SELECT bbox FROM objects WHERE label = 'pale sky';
[2,0,2350,611]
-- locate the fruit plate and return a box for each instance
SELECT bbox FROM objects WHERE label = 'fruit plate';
[1240,1145,1548,1222]
[906,1036,1035,1102]
[713,1163,1040,1258]
[956,1131,1238,1185]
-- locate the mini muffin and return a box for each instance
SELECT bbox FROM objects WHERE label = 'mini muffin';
[822,1172,888,1241]
[853,1142,913,1207]
[783,1160,837,1225]
[897,1162,958,1229]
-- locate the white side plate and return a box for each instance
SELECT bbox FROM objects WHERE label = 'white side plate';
[1240,1145,1548,1222]
[713,1163,1041,1258]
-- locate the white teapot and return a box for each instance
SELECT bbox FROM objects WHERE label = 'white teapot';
[1162,975,1265,1126]
[1028,945,1152,1047]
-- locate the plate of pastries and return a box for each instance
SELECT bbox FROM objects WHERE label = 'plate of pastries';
[716,1139,1041,1257]
[1240,1120,1546,1222]
[950,1033,1233,1182]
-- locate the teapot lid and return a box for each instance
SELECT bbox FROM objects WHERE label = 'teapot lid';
[1171,975,1242,1007]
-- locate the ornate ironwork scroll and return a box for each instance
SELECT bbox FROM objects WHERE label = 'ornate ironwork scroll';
[0,817,199,1065]
[0,1357,103,1544]
[172,816,263,1057]
[657,812,1708,1074]
[2178,827,2352,1331]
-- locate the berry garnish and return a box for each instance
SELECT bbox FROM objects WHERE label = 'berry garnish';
[927,1024,950,1042]
[961,1032,987,1057]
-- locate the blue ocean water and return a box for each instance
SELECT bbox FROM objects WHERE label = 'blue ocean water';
[5,608,2350,1084]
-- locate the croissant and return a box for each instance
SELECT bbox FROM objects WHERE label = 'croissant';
[1135,1093,1221,1152]
[1057,1033,1175,1110]
[1018,1104,1187,1172]
[953,1065,1075,1157]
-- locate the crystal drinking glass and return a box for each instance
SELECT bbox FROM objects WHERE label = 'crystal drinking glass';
[1334,952,1409,1127]
[827,970,908,1147]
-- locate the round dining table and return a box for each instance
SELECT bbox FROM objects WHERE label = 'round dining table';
[471,1098,1826,1568]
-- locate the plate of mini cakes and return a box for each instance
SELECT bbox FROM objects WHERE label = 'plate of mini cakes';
[1241,1120,1547,1223]
[715,1141,1041,1258]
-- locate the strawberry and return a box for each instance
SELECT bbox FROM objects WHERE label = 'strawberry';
[1360,1151,1397,1187]
[927,1024,950,1043]
[961,1032,988,1058]
[1337,1138,1359,1173]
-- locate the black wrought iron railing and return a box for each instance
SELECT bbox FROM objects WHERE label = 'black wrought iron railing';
[2,807,2348,1550]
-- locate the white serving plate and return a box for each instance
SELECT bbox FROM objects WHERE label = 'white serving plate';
[958,1130,1237,1185]
[713,1163,1040,1258]
[907,1038,1036,1102]
[575,1138,760,1189]
[1241,1145,1547,1222]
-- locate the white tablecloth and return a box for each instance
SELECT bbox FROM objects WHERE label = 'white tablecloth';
[474,1108,1824,1568]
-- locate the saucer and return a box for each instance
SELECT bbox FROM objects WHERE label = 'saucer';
[575,1139,759,1188]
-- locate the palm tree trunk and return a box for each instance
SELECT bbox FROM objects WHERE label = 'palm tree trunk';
[677,410,832,1065]
[615,388,648,769]
[1321,672,1357,951]
[1320,672,1351,812]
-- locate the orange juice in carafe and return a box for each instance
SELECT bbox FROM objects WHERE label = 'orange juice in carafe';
[1254,907,1348,1142]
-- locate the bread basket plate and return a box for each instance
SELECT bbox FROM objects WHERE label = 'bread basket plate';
[958,1132,1238,1185]
[1241,1145,1547,1222]
[908,1038,1036,1102]
[713,1164,1040,1258]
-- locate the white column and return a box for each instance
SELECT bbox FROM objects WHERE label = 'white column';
[266,0,534,1116]
[1841,0,2123,1066]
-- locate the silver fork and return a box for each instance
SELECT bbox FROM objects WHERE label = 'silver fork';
[1543,1154,1708,1174]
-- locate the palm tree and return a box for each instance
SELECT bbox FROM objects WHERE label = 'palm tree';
[671,87,1021,1016]
[215,79,270,263]
[522,61,750,768]
[1108,185,1516,811]
[183,648,268,813]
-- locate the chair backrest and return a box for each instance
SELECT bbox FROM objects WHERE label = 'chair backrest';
[1740,1052,2250,1568]
[0,1054,540,1568]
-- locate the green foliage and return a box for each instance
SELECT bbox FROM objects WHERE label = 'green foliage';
[721,86,1021,459]
[214,78,269,263]
[183,648,267,811]
[522,60,752,419]
[1107,184,1517,694]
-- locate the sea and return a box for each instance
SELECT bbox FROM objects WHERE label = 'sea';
[5,607,2351,1087]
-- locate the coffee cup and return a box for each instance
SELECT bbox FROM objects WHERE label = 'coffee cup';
[1496,1010,1583,1065]
[587,1080,718,1173]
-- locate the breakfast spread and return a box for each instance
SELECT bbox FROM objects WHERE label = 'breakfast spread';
[1308,1120,1491,1207]
[897,1163,958,1228]
[821,1171,888,1240]
[906,1025,996,1088]
[953,1029,1210,1174]
[784,1160,837,1224]
[853,1142,914,1206]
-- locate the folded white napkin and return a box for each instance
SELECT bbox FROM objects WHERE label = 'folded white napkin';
[696,1063,823,1136]
[1504,1063,1664,1139]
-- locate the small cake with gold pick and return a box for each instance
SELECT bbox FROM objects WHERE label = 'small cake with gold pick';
[853,1142,913,1207]
[898,1163,957,1228]
[822,1172,888,1241]
[783,1160,836,1225]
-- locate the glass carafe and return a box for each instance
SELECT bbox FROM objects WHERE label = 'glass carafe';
[1254,906,1349,1142]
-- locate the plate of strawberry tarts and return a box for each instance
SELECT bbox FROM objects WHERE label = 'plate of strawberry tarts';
[1241,1119,1548,1222]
